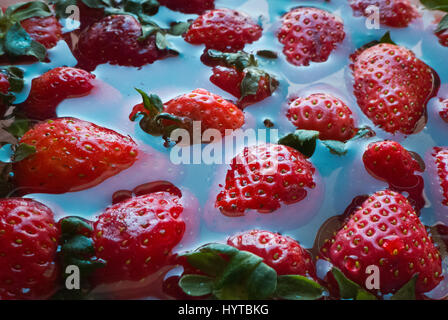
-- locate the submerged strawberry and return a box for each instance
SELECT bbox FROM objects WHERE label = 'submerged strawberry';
[277,7,345,66]
[184,8,262,52]
[322,190,442,295]
[159,0,214,14]
[216,143,316,216]
[351,43,437,134]
[287,93,357,142]
[349,0,419,28]
[13,118,138,195]
[18,67,96,120]
[0,198,60,300]
[21,15,62,49]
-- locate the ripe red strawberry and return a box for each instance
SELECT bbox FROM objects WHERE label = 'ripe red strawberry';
[363,140,422,187]
[18,67,95,120]
[131,88,245,139]
[13,117,138,195]
[436,29,448,47]
[439,98,448,123]
[277,7,345,66]
[159,0,214,14]
[74,14,169,71]
[216,143,316,216]
[227,229,316,278]
[349,0,419,28]
[21,15,62,49]
[286,93,357,142]
[352,43,437,134]
[92,192,186,283]
[184,8,262,52]
[431,147,448,207]
[321,190,442,295]
[0,198,60,300]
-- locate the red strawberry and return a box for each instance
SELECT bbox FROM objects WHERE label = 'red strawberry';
[436,29,448,47]
[363,140,422,187]
[131,88,245,140]
[227,229,316,278]
[321,190,442,295]
[21,15,62,49]
[184,8,262,52]
[216,143,316,216]
[13,117,138,195]
[431,147,448,207]
[439,98,448,123]
[159,0,214,14]
[74,15,169,71]
[18,67,95,120]
[92,192,186,283]
[349,0,419,28]
[0,198,60,300]
[286,93,357,142]
[277,7,345,66]
[0,72,10,94]
[351,43,437,134]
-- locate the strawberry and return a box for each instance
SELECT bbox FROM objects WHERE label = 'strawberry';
[159,0,214,14]
[352,43,437,135]
[286,93,357,142]
[215,143,316,216]
[13,117,138,195]
[349,0,419,28]
[227,229,316,278]
[436,29,448,47]
[430,147,448,207]
[0,72,10,94]
[321,190,443,295]
[0,198,60,300]
[277,7,345,66]
[74,14,170,71]
[439,98,448,123]
[363,140,423,187]
[92,192,186,283]
[21,15,62,49]
[184,8,262,52]
[18,67,96,120]
[0,66,24,118]
[130,88,245,142]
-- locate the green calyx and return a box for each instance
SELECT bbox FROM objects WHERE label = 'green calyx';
[0,66,24,106]
[420,0,448,32]
[0,1,53,60]
[205,49,279,101]
[178,243,325,300]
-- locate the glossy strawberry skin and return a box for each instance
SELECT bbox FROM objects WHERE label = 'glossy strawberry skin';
[227,230,316,278]
[92,192,186,284]
[159,0,214,14]
[352,43,437,134]
[0,198,60,300]
[349,0,419,28]
[74,15,168,71]
[278,7,345,66]
[287,93,357,142]
[13,118,138,195]
[363,140,422,187]
[431,147,448,207]
[21,15,62,49]
[322,190,442,295]
[18,67,95,120]
[216,143,316,216]
[184,8,262,52]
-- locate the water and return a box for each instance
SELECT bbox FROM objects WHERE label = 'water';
[5,0,448,299]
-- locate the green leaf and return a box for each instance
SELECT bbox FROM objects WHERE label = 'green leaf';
[124,0,159,18]
[278,130,319,158]
[391,274,418,300]
[155,31,168,50]
[256,50,278,59]
[351,126,375,140]
[240,69,262,99]
[356,290,378,300]
[60,216,93,240]
[179,275,214,297]
[6,1,52,22]
[321,140,347,156]
[4,23,46,60]
[205,50,257,71]
[215,251,263,289]
[436,14,448,32]
[12,143,35,162]
[331,267,377,300]
[140,23,160,40]
[379,31,396,45]
[197,243,240,257]
[51,0,78,19]
[246,262,277,300]
[135,88,163,116]
[275,275,325,300]
[421,0,448,12]
[61,234,96,257]
[2,66,24,93]
[185,252,227,277]
[168,21,192,36]
[5,116,29,138]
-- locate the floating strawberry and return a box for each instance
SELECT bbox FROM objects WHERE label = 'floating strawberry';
[287,93,357,142]
[430,147,448,208]
[349,0,419,28]
[351,42,437,134]
[159,0,214,14]
[277,7,345,66]
[0,198,60,300]
[18,67,96,120]
[130,88,245,143]
[215,143,316,216]
[184,8,262,52]
[13,117,138,195]
[321,190,443,296]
